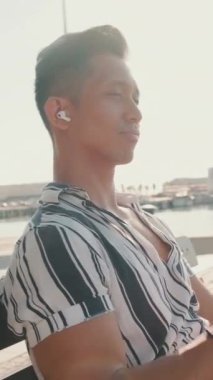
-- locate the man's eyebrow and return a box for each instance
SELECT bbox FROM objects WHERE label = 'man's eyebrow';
[106,80,140,97]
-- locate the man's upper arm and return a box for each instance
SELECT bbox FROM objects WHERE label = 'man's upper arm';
[4,223,114,347]
[32,312,127,380]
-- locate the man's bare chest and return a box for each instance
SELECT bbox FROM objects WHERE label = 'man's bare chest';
[120,209,171,262]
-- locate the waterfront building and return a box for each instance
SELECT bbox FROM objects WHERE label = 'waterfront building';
[163,177,208,196]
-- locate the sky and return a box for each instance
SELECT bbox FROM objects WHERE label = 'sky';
[0,0,212,191]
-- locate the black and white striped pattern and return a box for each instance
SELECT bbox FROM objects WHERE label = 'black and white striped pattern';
[3,183,205,367]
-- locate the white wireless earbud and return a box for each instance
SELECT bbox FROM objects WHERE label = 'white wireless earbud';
[57,110,71,122]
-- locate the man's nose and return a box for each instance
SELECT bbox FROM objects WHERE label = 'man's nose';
[124,100,142,124]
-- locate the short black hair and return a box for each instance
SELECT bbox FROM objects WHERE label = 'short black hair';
[35,25,128,133]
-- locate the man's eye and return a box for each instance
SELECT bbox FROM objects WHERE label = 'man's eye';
[134,98,139,105]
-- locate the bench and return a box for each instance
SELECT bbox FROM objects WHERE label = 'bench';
[0,291,37,380]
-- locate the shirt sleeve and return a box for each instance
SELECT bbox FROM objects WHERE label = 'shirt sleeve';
[4,224,114,348]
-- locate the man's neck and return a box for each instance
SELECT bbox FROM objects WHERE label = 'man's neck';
[54,154,119,212]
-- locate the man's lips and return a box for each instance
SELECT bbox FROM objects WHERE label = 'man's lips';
[120,129,140,141]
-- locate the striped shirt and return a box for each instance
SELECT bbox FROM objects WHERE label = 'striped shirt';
[3,183,205,369]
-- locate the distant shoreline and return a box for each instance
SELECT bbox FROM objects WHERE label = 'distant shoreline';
[0,206,35,220]
[1,202,213,221]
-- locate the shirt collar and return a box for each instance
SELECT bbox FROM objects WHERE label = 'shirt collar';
[39,182,90,204]
[39,182,138,210]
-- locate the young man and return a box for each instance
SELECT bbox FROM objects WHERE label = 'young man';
[3,25,213,380]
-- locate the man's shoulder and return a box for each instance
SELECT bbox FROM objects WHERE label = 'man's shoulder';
[8,214,105,278]
[32,182,97,229]
[18,206,102,252]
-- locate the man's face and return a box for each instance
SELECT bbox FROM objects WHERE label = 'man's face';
[71,54,142,165]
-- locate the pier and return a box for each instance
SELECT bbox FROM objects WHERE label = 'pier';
[0,206,36,220]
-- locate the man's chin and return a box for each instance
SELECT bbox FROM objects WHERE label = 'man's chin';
[116,153,134,166]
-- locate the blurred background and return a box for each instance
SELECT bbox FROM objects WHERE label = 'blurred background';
[0,0,213,237]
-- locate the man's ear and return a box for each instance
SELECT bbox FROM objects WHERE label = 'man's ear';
[44,97,72,131]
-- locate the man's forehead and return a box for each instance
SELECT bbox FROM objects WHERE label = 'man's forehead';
[88,54,139,93]
[104,79,140,96]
